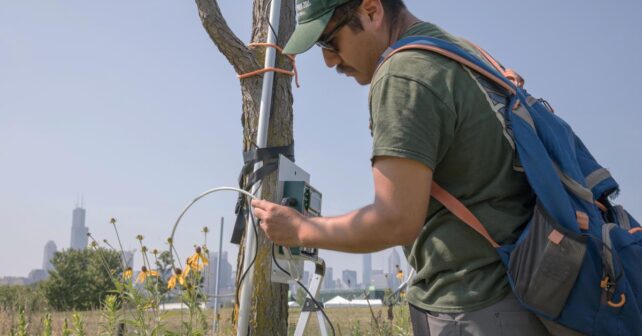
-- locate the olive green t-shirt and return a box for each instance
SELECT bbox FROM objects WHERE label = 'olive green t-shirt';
[369,22,535,313]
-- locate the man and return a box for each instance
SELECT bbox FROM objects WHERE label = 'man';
[252,1,577,335]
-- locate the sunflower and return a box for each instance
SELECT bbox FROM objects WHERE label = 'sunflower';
[186,246,208,271]
[123,267,133,280]
[167,268,186,289]
[135,266,159,283]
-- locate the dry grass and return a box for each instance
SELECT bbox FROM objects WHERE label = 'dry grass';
[0,305,411,335]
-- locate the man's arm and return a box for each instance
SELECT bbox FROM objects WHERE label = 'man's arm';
[252,156,433,253]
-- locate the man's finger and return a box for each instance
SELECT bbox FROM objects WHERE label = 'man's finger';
[251,199,268,210]
[252,206,265,219]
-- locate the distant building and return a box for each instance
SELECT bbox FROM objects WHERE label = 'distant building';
[342,270,357,289]
[387,248,402,288]
[362,253,372,289]
[42,241,57,271]
[204,251,233,298]
[27,269,48,284]
[370,269,389,289]
[122,250,135,269]
[323,267,334,290]
[0,276,27,286]
[70,204,88,249]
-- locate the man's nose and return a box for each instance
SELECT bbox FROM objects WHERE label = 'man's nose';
[322,48,341,68]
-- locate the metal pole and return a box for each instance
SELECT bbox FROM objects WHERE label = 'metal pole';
[213,217,224,333]
[237,0,282,334]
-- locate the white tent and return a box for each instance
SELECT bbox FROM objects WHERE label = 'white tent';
[323,296,383,308]
[324,296,351,307]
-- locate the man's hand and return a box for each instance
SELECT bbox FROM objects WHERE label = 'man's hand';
[251,157,432,253]
[251,199,307,247]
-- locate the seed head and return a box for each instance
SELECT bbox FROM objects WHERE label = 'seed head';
[136,235,144,241]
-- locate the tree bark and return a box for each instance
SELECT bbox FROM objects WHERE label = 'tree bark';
[195,0,295,334]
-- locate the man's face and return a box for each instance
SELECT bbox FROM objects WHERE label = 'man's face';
[318,5,386,85]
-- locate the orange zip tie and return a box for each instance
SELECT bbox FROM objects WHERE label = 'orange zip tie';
[237,43,300,88]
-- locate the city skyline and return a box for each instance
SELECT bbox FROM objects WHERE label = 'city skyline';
[3,201,407,290]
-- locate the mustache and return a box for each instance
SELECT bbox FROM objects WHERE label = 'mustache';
[336,65,355,75]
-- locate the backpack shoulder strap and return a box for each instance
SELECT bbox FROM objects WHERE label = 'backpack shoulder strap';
[431,182,500,248]
[377,36,519,96]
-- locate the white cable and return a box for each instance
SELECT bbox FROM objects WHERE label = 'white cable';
[169,186,258,255]
[392,268,415,297]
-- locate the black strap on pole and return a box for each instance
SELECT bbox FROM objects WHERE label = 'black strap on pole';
[230,144,294,244]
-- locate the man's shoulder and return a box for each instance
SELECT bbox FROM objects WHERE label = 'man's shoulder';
[373,49,460,88]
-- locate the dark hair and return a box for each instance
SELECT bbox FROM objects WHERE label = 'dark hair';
[332,0,407,31]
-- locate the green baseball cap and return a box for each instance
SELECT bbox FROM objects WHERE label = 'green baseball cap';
[283,0,353,55]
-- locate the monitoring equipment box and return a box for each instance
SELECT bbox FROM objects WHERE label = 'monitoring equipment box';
[271,155,322,284]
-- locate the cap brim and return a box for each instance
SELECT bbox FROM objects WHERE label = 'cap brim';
[283,10,334,55]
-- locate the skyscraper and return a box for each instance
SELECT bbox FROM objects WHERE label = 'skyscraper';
[323,266,334,290]
[362,253,372,289]
[70,203,89,250]
[388,248,402,288]
[204,251,233,297]
[342,270,357,289]
[42,241,57,271]
[123,250,134,269]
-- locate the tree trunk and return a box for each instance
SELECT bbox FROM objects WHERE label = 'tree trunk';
[194,0,295,334]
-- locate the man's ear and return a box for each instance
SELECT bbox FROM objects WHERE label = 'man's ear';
[360,0,385,29]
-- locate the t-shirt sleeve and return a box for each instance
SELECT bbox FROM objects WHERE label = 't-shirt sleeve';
[369,73,456,170]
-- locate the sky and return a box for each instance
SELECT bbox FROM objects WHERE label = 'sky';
[1,0,641,286]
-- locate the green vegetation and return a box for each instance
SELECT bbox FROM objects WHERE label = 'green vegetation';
[42,248,122,311]
[0,219,412,334]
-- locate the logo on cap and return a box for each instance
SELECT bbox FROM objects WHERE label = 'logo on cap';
[296,0,312,19]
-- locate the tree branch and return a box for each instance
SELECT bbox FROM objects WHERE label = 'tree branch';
[196,0,260,75]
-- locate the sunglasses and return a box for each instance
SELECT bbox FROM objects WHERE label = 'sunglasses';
[315,14,353,52]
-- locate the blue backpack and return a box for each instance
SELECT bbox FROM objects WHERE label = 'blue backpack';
[378,36,642,335]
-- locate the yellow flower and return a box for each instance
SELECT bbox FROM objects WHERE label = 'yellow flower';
[123,267,133,280]
[167,268,186,289]
[187,246,208,270]
[135,266,159,283]
[396,270,404,282]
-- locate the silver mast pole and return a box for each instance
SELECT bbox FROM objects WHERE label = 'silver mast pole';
[237,0,282,334]
[213,217,224,333]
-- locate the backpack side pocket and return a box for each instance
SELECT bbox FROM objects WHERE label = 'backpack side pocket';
[507,202,587,318]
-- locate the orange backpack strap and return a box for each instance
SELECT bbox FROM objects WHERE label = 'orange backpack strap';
[431,182,500,248]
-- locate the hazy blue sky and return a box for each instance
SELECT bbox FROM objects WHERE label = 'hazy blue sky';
[2,0,641,285]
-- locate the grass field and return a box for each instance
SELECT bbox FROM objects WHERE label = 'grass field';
[0,305,412,335]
